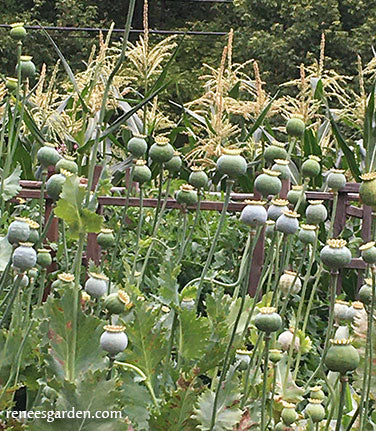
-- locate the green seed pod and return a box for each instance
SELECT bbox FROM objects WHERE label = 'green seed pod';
[305,200,328,225]
[325,338,360,374]
[176,184,198,206]
[360,241,376,264]
[267,198,289,221]
[28,267,38,279]
[309,386,326,401]
[327,169,346,191]
[188,167,208,189]
[254,307,282,333]
[56,155,78,174]
[265,220,276,238]
[133,159,152,184]
[298,224,317,245]
[104,290,133,315]
[358,278,372,305]
[181,297,195,311]
[7,217,30,245]
[240,200,267,227]
[84,272,108,299]
[5,77,18,92]
[272,159,291,180]
[320,239,352,269]
[16,55,36,79]
[334,300,350,322]
[286,116,305,138]
[305,399,325,423]
[278,270,302,295]
[302,155,321,178]
[97,228,115,249]
[269,348,283,364]
[37,143,61,168]
[52,273,75,289]
[264,142,287,163]
[287,185,307,213]
[281,403,298,426]
[254,169,282,197]
[275,210,300,235]
[164,151,182,174]
[12,242,37,272]
[235,349,252,371]
[346,301,364,321]
[100,325,128,356]
[37,248,52,268]
[46,173,66,201]
[359,172,376,208]
[217,148,247,179]
[149,136,174,163]
[127,135,148,158]
[275,422,289,431]
[10,23,27,40]
[27,221,40,244]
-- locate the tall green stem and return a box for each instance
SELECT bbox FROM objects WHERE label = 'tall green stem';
[335,375,347,431]
[38,170,47,236]
[131,186,144,282]
[195,180,234,308]
[260,334,271,431]
[328,191,338,238]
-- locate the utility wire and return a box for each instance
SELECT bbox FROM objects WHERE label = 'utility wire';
[0,24,227,37]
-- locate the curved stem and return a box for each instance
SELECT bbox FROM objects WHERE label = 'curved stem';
[151,166,164,234]
[0,255,14,297]
[241,333,263,408]
[195,179,234,308]
[36,268,47,306]
[328,191,339,238]
[0,274,22,328]
[260,334,271,431]
[36,208,55,249]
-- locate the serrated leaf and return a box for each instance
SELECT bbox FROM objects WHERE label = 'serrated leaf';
[193,367,242,431]
[0,163,22,201]
[42,287,105,380]
[158,248,180,305]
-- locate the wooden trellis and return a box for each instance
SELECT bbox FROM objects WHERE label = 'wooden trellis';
[16,179,373,296]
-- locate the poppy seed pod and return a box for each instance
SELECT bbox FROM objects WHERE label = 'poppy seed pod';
[265,220,276,238]
[10,23,27,40]
[37,143,61,168]
[216,148,247,179]
[324,338,360,374]
[235,349,252,371]
[281,402,298,426]
[127,134,147,158]
[267,199,289,221]
[27,220,40,244]
[305,399,325,423]
[277,328,300,352]
[346,301,365,321]
[305,200,328,225]
[327,169,346,191]
[278,270,302,295]
[287,185,307,212]
[298,224,317,245]
[254,307,282,333]
[272,159,291,180]
[309,385,326,401]
[84,272,109,299]
[264,142,288,163]
[46,173,66,201]
[181,297,195,311]
[149,136,174,163]
[188,167,208,189]
[14,273,29,288]
[358,278,373,305]
[52,272,75,289]
[104,290,133,315]
[7,217,30,245]
[37,249,52,268]
[269,348,283,363]
[360,241,376,264]
[320,239,352,269]
[165,151,182,174]
[97,228,115,249]
[133,159,152,184]
[276,210,300,235]
[359,172,376,208]
[12,242,37,272]
[56,155,78,174]
[240,200,267,227]
[100,325,128,356]
[5,77,18,92]
[302,155,321,178]
[16,55,36,79]
[286,116,305,138]
[254,169,282,197]
[334,300,350,322]
[176,184,198,206]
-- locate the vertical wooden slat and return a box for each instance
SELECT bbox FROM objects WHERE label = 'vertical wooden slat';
[280,178,290,199]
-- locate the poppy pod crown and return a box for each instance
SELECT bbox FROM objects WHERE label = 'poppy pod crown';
[103,325,126,333]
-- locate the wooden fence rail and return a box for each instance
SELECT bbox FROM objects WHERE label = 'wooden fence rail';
[16,179,373,296]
